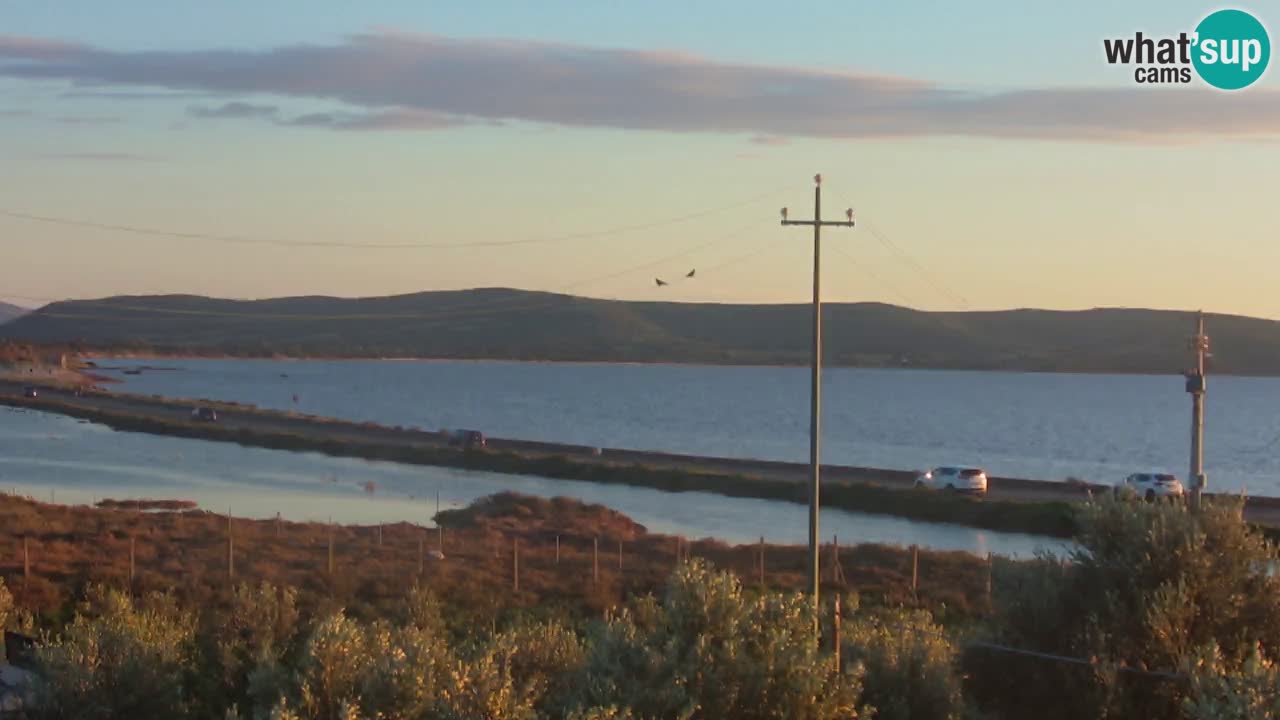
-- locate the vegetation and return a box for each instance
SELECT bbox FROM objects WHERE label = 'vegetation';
[2,492,1278,718]
[964,494,1280,719]
[4,289,1278,373]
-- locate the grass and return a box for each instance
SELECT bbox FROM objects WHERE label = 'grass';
[0,395,1083,539]
[0,490,997,630]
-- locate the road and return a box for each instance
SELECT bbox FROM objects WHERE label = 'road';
[3,378,1278,526]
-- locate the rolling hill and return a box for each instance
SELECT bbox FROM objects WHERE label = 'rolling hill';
[1,288,1273,374]
[0,301,28,324]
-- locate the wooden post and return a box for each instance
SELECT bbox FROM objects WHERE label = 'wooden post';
[418,532,425,575]
[377,524,383,547]
[986,552,994,606]
[833,594,843,672]
[555,535,560,565]
[275,512,282,538]
[129,535,136,585]
[513,537,520,593]
[438,525,444,552]
[593,536,599,584]
[23,536,30,583]
[911,545,919,597]
[328,520,335,577]
[618,540,623,572]
[758,536,765,586]
[227,513,235,581]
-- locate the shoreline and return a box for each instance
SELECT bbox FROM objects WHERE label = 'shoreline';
[5,381,1278,538]
[80,352,1280,379]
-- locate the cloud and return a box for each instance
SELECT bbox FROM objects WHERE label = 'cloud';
[1,31,1278,142]
[38,152,162,161]
[52,115,120,125]
[277,108,466,131]
[187,100,278,118]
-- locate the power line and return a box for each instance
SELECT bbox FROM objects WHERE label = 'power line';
[862,220,971,309]
[0,185,789,251]
[12,223,764,324]
[829,242,919,308]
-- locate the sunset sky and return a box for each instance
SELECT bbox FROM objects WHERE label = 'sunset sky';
[2,1,1278,316]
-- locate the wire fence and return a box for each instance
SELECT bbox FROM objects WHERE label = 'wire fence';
[0,491,1188,686]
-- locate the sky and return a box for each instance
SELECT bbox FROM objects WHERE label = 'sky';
[1,0,1278,317]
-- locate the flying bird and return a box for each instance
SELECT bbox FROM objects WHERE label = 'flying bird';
[655,278,668,287]
[686,269,696,278]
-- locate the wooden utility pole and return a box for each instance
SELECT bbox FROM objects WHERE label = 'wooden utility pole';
[1187,311,1210,509]
[781,174,856,613]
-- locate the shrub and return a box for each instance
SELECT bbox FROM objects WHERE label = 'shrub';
[843,608,963,720]
[1183,642,1280,720]
[566,560,869,720]
[966,496,1280,719]
[31,587,196,720]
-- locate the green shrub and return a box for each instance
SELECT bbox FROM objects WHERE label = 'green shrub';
[1183,641,1280,720]
[31,587,196,720]
[843,608,963,720]
[966,496,1280,719]
[566,560,869,719]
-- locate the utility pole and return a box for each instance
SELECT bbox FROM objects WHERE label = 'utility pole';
[780,174,855,612]
[1186,310,1210,509]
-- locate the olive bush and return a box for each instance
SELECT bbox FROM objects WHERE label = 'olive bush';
[966,496,1280,719]
[30,587,196,720]
[566,560,869,720]
[843,608,963,720]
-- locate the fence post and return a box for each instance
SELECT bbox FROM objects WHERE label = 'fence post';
[513,537,520,593]
[593,536,599,585]
[618,540,623,572]
[228,512,235,581]
[555,535,560,565]
[833,594,843,673]
[986,552,994,606]
[438,525,444,553]
[129,534,136,586]
[328,520,335,577]
[674,537,681,568]
[911,545,919,598]
[23,535,30,584]
[276,512,282,539]
[378,524,383,547]
[758,536,765,586]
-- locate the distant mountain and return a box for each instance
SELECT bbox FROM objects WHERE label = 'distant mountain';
[0,288,1271,374]
[0,301,28,325]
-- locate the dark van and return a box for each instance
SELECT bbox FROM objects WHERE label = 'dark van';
[448,429,486,449]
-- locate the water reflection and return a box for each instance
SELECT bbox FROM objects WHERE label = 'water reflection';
[0,407,1071,558]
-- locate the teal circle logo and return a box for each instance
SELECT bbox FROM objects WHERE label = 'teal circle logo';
[1192,9,1270,90]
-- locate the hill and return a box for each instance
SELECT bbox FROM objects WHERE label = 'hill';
[0,300,27,324]
[0,288,1272,374]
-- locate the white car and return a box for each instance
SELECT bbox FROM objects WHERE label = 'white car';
[1116,472,1183,500]
[915,466,988,496]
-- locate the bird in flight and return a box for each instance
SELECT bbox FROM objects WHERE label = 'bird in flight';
[686,269,696,278]
[655,278,668,287]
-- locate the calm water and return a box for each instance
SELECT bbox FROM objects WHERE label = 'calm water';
[98,358,1280,495]
[0,406,1065,557]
